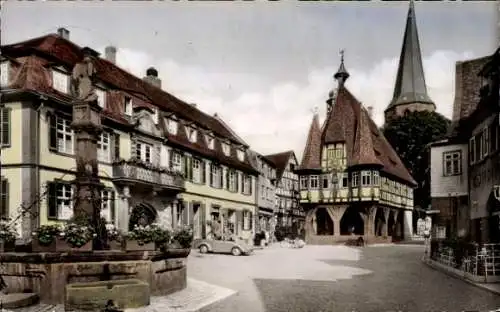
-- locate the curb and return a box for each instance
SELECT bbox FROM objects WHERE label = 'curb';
[422,258,500,296]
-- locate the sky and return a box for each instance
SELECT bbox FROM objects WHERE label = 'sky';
[1,1,497,160]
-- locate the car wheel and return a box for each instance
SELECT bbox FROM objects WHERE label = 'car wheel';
[199,245,209,254]
[231,247,242,256]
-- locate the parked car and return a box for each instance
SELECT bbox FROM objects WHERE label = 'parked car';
[193,238,254,256]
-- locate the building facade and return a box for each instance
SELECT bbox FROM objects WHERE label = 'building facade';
[296,57,416,245]
[0,29,259,241]
[264,151,304,231]
[247,150,277,233]
[384,0,436,124]
[429,47,500,243]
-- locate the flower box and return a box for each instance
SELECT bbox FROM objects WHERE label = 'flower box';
[164,245,191,258]
[0,240,15,252]
[108,240,123,251]
[32,238,92,253]
[124,240,155,251]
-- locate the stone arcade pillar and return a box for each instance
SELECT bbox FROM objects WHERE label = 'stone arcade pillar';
[403,210,414,239]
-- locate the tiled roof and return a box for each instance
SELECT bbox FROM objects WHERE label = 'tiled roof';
[306,85,415,185]
[452,55,491,122]
[264,150,295,179]
[1,33,257,174]
[298,113,322,170]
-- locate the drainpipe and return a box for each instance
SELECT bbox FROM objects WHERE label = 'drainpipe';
[35,98,45,231]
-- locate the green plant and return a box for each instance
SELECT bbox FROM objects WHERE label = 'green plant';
[60,223,96,248]
[127,223,169,245]
[0,219,17,243]
[172,226,193,248]
[105,222,123,242]
[33,224,62,246]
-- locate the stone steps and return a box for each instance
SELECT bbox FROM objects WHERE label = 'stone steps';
[0,293,40,309]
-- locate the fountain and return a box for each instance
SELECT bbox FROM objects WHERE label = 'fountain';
[0,47,190,311]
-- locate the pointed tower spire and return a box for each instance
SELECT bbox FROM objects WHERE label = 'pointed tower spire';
[299,108,322,170]
[327,50,349,113]
[385,0,435,122]
[334,49,349,86]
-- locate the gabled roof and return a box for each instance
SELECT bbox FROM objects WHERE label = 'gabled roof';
[299,113,322,170]
[1,33,258,174]
[1,33,248,147]
[264,150,295,179]
[386,0,435,112]
[306,82,416,185]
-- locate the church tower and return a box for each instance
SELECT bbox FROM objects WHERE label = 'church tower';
[384,0,436,124]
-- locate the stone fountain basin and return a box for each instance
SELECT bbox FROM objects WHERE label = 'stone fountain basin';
[65,279,150,311]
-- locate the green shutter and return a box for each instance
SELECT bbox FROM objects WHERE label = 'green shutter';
[114,134,120,161]
[188,156,193,181]
[183,155,188,177]
[225,169,229,190]
[249,211,253,230]
[209,164,213,187]
[0,108,10,146]
[201,161,206,184]
[47,182,57,219]
[235,172,239,193]
[169,149,173,169]
[0,179,8,219]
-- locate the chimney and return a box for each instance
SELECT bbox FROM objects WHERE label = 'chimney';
[367,106,373,118]
[190,103,197,108]
[143,67,162,89]
[105,46,117,64]
[57,27,70,40]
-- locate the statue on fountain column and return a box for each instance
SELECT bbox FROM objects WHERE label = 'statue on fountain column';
[70,53,98,103]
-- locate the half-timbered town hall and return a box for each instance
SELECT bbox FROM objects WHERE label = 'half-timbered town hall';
[296,55,417,245]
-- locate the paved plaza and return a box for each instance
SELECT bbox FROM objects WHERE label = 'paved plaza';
[187,244,500,312]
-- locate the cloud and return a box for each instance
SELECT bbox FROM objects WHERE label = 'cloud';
[107,47,474,161]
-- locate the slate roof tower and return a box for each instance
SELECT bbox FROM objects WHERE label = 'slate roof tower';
[384,0,436,123]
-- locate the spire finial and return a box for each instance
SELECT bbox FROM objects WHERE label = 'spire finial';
[334,48,349,86]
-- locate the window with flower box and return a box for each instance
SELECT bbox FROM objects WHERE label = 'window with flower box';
[136,141,157,164]
[47,181,74,220]
[0,177,8,219]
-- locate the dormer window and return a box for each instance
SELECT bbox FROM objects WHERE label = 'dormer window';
[186,126,197,143]
[206,134,215,149]
[222,142,230,156]
[237,149,245,161]
[95,88,106,108]
[52,70,69,93]
[124,97,132,116]
[167,118,177,135]
[0,61,9,87]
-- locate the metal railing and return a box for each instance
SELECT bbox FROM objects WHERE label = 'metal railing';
[432,241,500,277]
[112,161,185,189]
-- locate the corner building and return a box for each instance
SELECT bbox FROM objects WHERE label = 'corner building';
[296,57,417,245]
[0,29,258,241]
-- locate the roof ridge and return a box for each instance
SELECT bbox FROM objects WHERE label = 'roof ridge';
[2,33,246,146]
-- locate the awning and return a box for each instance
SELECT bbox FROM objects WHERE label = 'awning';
[258,208,274,216]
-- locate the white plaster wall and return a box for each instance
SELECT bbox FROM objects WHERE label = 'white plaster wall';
[430,144,468,198]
